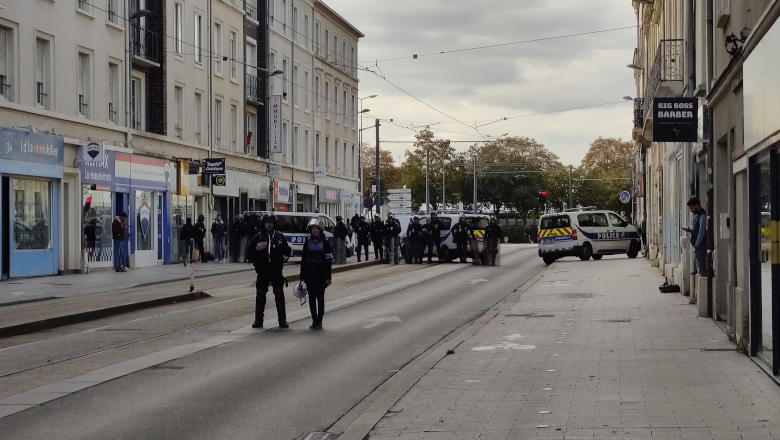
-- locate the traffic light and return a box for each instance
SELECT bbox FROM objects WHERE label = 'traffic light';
[538,190,547,206]
[83,197,92,214]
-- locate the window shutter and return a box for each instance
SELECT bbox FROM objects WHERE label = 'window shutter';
[174,87,180,127]
[78,54,85,95]
[108,65,115,105]
[0,28,7,76]
[36,39,44,83]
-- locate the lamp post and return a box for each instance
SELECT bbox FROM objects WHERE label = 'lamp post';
[359,95,377,209]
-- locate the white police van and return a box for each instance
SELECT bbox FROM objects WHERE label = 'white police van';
[400,212,490,263]
[538,207,640,265]
[243,212,354,257]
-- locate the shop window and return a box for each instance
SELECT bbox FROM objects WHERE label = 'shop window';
[135,191,155,251]
[13,179,51,250]
[83,187,113,263]
[756,156,773,361]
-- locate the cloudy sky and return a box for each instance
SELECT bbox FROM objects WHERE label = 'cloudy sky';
[325,0,638,166]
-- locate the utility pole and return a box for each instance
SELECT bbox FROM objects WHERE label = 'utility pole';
[568,165,573,209]
[442,154,445,211]
[473,156,477,214]
[375,119,381,217]
[425,148,430,214]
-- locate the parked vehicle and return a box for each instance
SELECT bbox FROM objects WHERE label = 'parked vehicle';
[242,211,351,257]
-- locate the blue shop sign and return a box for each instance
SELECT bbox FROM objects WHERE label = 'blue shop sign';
[0,127,64,178]
[82,150,121,192]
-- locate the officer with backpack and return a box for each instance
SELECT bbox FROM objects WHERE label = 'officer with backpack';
[406,217,422,263]
[248,214,292,329]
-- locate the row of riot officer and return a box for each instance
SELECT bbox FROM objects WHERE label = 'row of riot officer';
[405,212,446,263]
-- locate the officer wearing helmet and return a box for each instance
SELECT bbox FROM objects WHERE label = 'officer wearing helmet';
[425,211,444,263]
[334,215,348,241]
[485,216,502,266]
[333,215,348,264]
[195,214,208,263]
[356,215,371,261]
[406,216,422,264]
[230,215,247,262]
[299,218,333,329]
[384,212,402,263]
[451,214,474,263]
[370,214,385,260]
[248,213,292,328]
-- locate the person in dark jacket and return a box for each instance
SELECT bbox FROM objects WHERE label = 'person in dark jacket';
[180,218,195,266]
[211,215,227,263]
[247,214,292,328]
[85,219,97,256]
[112,212,129,272]
[451,215,473,263]
[426,212,444,263]
[299,218,333,329]
[334,215,349,240]
[406,217,422,263]
[230,215,246,262]
[350,213,360,240]
[383,213,402,263]
[356,215,371,262]
[370,214,385,260]
[195,214,208,262]
[485,216,502,266]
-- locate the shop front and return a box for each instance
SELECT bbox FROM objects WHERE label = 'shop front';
[341,191,359,219]
[273,180,293,212]
[214,170,269,261]
[0,127,64,279]
[297,183,316,212]
[318,186,341,218]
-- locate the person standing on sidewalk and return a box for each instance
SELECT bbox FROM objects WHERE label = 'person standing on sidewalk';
[300,218,333,330]
[248,214,292,329]
[356,215,371,262]
[350,213,360,242]
[485,216,502,266]
[111,212,128,272]
[180,218,195,266]
[426,212,444,263]
[371,214,385,261]
[683,197,708,277]
[450,215,473,263]
[195,214,208,263]
[210,215,227,263]
[406,217,422,264]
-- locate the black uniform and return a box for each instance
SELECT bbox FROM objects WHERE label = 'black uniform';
[194,219,207,262]
[247,228,292,327]
[350,214,360,241]
[300,237,333,327]
[230,218,247,262]
[180,220,195,264]
[485,222,502,265]
[334,220,348,240]
[371,219,385,260]
[406,221,423,263]
[451,220,473,262]
[383,218,402,263]
[426,218,444,262]
[356,220,371,261]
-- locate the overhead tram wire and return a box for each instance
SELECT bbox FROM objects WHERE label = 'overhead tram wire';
[476,100,632,128]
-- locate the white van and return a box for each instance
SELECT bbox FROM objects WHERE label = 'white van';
[243,211,354,257]
[538,208,640,265]
[402,213,490,263]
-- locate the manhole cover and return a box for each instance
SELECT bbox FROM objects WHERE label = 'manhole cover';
[146,365,185,370]
[559,293,594,299]
[606,318,631,323]
[303,433,340,440]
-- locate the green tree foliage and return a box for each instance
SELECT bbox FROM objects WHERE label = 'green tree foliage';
[575,137,633,215]
[362,143,403,203]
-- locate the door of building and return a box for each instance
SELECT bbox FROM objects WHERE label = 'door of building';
[134,190,159,268]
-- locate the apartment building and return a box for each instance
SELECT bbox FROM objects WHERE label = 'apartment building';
[267,0,363,217]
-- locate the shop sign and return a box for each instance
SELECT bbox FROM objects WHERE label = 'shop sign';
[0,127,64,178]
[298,183,316,195]
[270,164,282,177]
[203,158,225,174]
[274,180,293,204]
[82,150,117,192]
[213,175,227,186]
[653,98,698,143]
[341,191,355,203]
[116,153,172,192]
[318,186,340,202]
[314,166,326,180]
[178,162,190,196]
[269,95,282,154]
[81,141,105,162]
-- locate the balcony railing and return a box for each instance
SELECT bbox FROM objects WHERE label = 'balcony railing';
[634,98,644,129]
[130,23,161,65]
[643,39,684,120]
[245,73,264,104]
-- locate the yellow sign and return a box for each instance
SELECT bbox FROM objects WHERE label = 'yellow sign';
[178,162,190,196]
[214,175,226,186]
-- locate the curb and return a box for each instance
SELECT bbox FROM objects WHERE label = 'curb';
[0,291,210,339]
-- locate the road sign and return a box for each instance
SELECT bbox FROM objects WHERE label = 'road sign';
[388,201,412,209]
[387,189,411,194]
[620,191,631,204]
[387,193,411,201]
[213,175,226,186]
[203,158,226,174]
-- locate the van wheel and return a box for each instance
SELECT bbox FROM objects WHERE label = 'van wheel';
[580,243,593,261]
[439,247,451,263]
[543,256,555,266]
[592,255,603,261]
[627,240,640,259]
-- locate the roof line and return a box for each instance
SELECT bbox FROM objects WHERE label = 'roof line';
[315,0,365,38]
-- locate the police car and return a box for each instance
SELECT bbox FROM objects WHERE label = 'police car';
[242,211,354,257]
[537,207,640,265]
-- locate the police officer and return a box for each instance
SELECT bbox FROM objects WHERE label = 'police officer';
[195,214,208,262]
[451,215,473,263]
[230,215,247,262]
[384,212,402,263]
[334,215,348,263]
[350,213,360,242]
[371,214,385,260]
[426,211,444,263]
[248,214,292,328]
[406,217,422,264]
[300,218,333,329]
[485,216,502,266]
[356,215,371,262]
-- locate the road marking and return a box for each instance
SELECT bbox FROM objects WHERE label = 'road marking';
[471,342,535,351]
[362,316,402,329]
[505,333,524,340]
[469,278,488,285]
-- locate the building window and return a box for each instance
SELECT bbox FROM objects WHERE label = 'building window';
[214,23,222,75]
[246,42,256,76]
[315,133,320,165]
[352,145,356,176]
[293,64,299,106]
[78,52,89,116]
[194,92,203,143]
[334,34,338,63]
[304,14,309,50]
[0,27,10,99]
[230,31,237,80]
[108,63,118,123]
[325,136,330,171]
[304,70,309,110]
[343,142,347,175]
[342,90,347,126]
[351,46,355,75]
[245,112,256,154]
[351,94,356,128]
[334,85,339,123]
[315,21,320,55]
[315,76,320,112]
[324,29,329,60]
[130,77,142,130]
[174,86,183,138]
[282,58,288,96]
[174,3,183,54]
[293,125,299,165]
[324,81,329,117]
[282,121,288,162]
[13,179,51,250]
[282,0,287,29]
[230,104,238,151]
[269,51,276,94]
[194,13,202,64]
[245,0,258,20]
[292,6,298,43]
[304,129,309,167]
[214,99,223,147]
[334,138,339,172]
[108,0,121,25]
[342,41,346,70]
[78,0,90,13]
[36,38,48,107]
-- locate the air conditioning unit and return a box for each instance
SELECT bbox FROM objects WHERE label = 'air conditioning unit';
[716,0,730,28]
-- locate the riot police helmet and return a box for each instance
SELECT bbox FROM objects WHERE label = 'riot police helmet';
[490,216,497,224]
[387,211,395,219]
[430,211,438,217]
[307,217,324,234]
[413,216,420,222]
[261,213,278,223]
[198,214,205,222]
[360,215,366,221]
[335,215,343,222]
[374,214,381,221]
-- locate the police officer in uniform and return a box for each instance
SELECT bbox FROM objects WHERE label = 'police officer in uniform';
[356,215,371,262]
[195,214,208,263]
[406,217,422,264]
[248,214,292,328]
[384,212,402,263]
[450,215,473,263]
[485,216,502,266]
[300,218,333,329]
[350,213,360,242]
[334,215,348,263]
[426,212,444,263]
[370,214,385,260]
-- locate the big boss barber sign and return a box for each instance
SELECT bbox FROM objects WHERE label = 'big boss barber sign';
[653,98,698,143]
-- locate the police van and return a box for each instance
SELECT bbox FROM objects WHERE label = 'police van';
[537,207,640,265]
[401,212,490,263]
[243,211,354,257]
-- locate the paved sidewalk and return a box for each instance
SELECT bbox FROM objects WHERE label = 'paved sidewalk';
[365,257,780,439]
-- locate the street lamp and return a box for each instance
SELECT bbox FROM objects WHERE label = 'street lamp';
[358,95,378,207]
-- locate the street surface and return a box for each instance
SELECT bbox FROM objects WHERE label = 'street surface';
[0,246,544,439]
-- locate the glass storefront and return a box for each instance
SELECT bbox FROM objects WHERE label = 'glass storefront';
[82,186,114,264]
[171,194,194,263]
[13,178,51,250]
[755,155,774,364]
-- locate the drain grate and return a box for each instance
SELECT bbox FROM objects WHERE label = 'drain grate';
[303,433,340,440]
[606,318,632,323]
[701,347,735,352]
[146,365,185,371]
[559,293,594,299]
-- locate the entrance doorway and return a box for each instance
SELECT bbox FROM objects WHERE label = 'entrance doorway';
[2,177,9,279]
[134,190,160,268]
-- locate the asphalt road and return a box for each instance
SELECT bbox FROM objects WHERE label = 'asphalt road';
[0,248,545,440]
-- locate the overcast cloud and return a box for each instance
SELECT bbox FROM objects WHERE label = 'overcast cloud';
[325,0,637,166]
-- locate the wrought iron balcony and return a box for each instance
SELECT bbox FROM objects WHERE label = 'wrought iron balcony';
[634,98,644,129]
[245,73,264,104]
[642,39,684,121]
[130,23,161,66]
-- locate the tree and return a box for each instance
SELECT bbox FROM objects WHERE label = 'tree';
[577,137,634,215]
[401,129,455,212]
[362,143,403,205]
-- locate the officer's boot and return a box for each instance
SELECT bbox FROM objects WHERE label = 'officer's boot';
[252,291,265,328]
[275,288,289,328]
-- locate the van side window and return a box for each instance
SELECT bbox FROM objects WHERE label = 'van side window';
[291,216,310,233]
[440,218,452,230]
[320,215,335,233]
[591,213,609,227]
[556,216,571,228]
[275,215,293,233]
[608,213,626,227]
[578,214,592,227]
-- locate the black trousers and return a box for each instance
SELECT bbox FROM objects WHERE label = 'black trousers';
[308,285,326,325]
[195,239,207,262]
[456,241,468,261]
[256,271,286,324]
[372,239,383,260]
[427,239,441,261]
[358,238,370,260]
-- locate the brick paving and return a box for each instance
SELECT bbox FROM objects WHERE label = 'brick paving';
[366,257,780,439]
